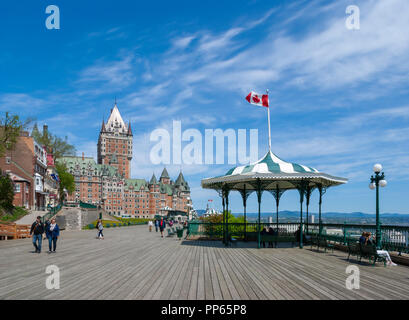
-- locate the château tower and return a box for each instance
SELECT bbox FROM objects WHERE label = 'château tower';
[97,102,133,178]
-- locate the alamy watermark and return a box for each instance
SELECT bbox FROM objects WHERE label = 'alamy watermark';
[45,5,60,30]
[345,5,360,30]
[150,121,259,165]
[345,265,360,290]
[45,265,60,290]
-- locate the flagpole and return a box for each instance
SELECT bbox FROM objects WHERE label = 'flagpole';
[266,89,271,151]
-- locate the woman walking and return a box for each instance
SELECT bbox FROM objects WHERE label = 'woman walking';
[96,219,104,240]
[45,218,60,253]
[155,219,159,232]
[148,220,153,232]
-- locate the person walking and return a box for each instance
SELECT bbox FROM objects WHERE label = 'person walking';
[96,219,104,240]
[155,219,159,232]
[43,218,51,240]
[148,220,153,232]
[45,218,60,253]
[159,217,166,238]
[30,216,45,253]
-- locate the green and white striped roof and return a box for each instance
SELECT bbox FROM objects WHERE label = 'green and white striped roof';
[201,150,347,191]
[225,151,319,176]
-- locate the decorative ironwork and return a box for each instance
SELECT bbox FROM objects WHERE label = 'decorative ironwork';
[269,186,286,230]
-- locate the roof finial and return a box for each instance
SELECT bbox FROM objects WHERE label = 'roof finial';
[114,96,117,105]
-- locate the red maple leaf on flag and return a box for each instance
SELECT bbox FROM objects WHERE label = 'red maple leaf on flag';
[252,95,260,103]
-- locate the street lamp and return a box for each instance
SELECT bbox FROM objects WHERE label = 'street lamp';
[369,163,387,249]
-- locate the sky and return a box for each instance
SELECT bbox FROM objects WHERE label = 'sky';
[1,0,409,215]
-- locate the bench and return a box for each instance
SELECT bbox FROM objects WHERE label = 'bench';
[260,234,296,248]
[383,242,408,256]
[310,234,334,253]
[347,241,360,261]
[227,234,238,247]
[359,244,387,267]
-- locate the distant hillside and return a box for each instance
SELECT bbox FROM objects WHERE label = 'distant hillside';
[196,209,409,225]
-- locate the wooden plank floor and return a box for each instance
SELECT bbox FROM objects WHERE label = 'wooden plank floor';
[1,225,409,300]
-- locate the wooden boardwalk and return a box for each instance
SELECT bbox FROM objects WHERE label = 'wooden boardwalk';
[1,225,409,300]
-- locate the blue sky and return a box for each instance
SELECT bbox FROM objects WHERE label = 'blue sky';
[1,0,409,215]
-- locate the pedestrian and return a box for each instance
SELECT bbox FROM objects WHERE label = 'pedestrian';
[159,217,166,238]
[155,219,159,232]
[148,220,153,232]
[30,216,45,253]
[95,219,104,240]
[44,218,51,240]
[45,218,60,253]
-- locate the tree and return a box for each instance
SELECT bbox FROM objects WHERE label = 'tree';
[31,123,76,160]
[55,163,75,204]
[0,169,15,213]
[0,112,32,157]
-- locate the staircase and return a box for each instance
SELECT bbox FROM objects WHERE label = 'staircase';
[15,210,48,225]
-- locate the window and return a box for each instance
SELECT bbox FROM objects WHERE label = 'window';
[6,157,11,164]
[15,184,21,193]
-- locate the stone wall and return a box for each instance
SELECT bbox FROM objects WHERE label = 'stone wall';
[55,207,116,230]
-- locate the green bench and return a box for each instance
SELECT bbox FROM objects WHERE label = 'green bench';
[359,243,387,267]
[310,236,334,253]
[260,234,296,248]
[347,241,360,261]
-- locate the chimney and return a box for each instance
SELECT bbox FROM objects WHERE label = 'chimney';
[82,152,84,161]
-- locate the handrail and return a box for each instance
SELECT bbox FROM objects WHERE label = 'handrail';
[187,221,409,252]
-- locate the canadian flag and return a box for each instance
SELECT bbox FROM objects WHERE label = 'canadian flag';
[245,91,269,107]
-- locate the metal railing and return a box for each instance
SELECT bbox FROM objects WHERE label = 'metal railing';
[187,221,409,253]
[41,203,62,223]
[188,222,301,240]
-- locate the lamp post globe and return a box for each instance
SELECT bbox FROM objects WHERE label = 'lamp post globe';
[369,182,376,190]
[373,163,382,173]
[379,180,387,188]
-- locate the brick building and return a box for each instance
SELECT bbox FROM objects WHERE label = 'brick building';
[0,131,48,210]
[59,103,192,219]
[97,103,133,179]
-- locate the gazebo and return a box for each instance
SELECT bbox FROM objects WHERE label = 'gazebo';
[201,150,348,248]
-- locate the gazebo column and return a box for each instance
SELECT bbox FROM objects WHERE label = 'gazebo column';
[220,190,226,245]
[317,184,327,238]
[256,179,263,249]
[296,181,307,249]
[239,185,251,241]
[305,186,314,235]
[271,186,285,232]
[225,187,230,247]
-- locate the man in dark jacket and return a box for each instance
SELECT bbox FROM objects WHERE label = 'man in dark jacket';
[30,216,45,253]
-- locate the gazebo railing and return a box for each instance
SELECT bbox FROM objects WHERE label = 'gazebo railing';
[188,222,301,240]
[188,221,409,253]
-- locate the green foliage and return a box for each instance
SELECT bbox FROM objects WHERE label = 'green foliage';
[0,112,32,157]
[0,206,28,222]
[199,211,248,224]
[83,218,149,230]
[31,123,76,160]
[0,170,15,213]
[55,163,75,204]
